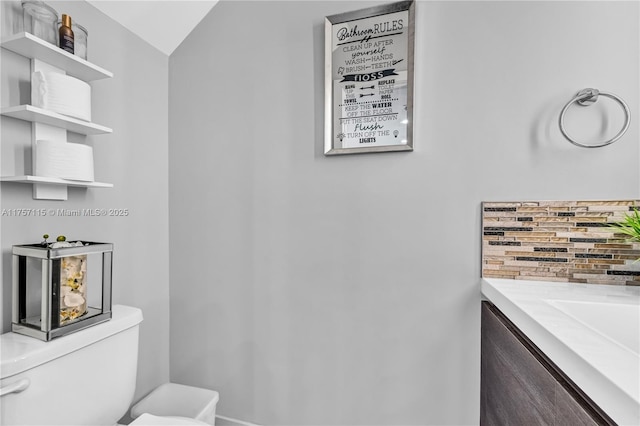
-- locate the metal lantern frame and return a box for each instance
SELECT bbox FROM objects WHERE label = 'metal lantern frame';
[12,242,113,341]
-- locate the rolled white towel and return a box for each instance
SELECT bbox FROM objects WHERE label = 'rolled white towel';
[35,140,95,182]
[31,70,92,122]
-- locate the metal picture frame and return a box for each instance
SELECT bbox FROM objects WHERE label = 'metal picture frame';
[324,0,415,155]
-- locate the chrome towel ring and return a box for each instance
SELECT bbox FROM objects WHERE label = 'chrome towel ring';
[559,88,630,148]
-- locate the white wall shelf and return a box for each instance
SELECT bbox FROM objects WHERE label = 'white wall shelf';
[1,32,113,81]
[0,175,113,188]
[1,175,113,200]
[1,32,114,200]
[1,105,112,135]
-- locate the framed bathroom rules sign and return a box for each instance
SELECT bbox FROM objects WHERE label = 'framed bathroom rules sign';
[324,0,415,155]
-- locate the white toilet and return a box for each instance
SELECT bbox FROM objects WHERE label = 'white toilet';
[0,305,216,426]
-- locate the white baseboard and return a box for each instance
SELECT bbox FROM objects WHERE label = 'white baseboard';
[215,414,262,426]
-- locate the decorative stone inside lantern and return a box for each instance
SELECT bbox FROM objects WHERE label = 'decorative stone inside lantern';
[60,254,87,323]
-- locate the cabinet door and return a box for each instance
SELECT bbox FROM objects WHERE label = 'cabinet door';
[480,301,613,426]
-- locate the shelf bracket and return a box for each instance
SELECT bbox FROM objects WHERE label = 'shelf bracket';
[30,59,68,200]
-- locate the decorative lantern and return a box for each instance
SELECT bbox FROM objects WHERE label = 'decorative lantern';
[12,240,113,341]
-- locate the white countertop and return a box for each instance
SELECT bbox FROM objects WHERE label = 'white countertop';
[482,278,640,426]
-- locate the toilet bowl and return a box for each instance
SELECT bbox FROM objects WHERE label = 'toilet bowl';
[0,305,214,426]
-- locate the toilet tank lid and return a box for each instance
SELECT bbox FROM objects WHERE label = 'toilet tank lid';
[1,305,143,380]
[130,413,210,425]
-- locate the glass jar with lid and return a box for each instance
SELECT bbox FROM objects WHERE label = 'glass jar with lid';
[21,0,58,45]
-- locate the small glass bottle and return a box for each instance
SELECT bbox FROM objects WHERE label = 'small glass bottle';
[59,13,74,54]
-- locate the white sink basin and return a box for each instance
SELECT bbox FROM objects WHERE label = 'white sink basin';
[483,278,640,425]
[547,299,640,356]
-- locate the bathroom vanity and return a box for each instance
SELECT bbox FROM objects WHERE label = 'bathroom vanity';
[481,278,640,426]
[481,301,612,425]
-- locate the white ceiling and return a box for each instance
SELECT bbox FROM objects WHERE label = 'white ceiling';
[86,0,218,56]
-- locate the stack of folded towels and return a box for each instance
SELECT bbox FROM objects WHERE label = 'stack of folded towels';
[35,140,94,182]
[31,70,91,121]
[31,70,95,181]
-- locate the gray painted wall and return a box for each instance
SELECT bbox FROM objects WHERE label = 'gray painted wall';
[1,0,638,424]
[0,0,170,404]
[169,1,639,425]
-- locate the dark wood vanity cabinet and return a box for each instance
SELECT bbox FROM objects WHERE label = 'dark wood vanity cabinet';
[480,301,615,426]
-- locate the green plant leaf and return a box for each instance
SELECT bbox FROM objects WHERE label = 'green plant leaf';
[608,206,640,243]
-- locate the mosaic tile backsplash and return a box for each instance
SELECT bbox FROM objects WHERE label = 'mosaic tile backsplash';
[482,200,640,285]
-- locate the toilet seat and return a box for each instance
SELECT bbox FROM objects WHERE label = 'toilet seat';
[129,413,209,425]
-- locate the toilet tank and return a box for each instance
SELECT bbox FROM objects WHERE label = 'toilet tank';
[0,305,143,426]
